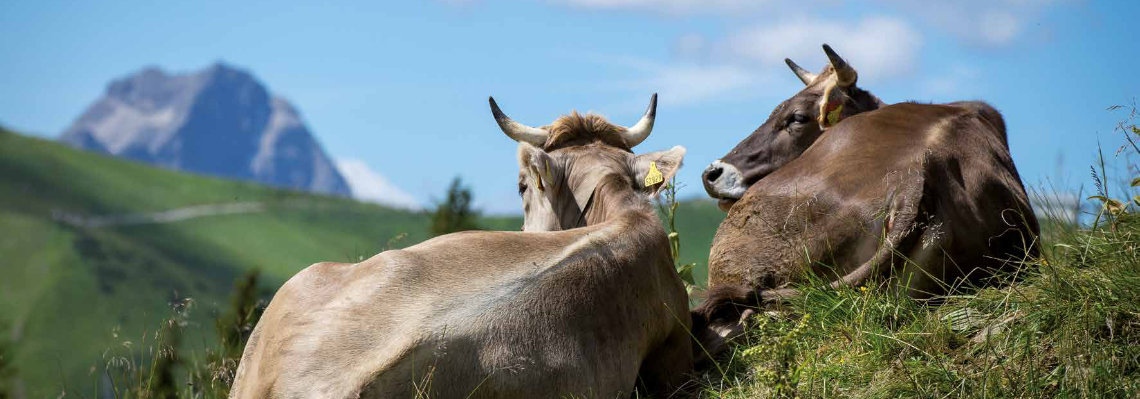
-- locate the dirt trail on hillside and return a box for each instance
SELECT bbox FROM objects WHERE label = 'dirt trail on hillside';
[52,202,265,228]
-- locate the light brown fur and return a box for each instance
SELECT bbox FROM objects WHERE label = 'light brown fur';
[230,111,693,398]
[542,112,633,151]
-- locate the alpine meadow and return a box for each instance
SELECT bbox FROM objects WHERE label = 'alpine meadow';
[2,1,1139,398]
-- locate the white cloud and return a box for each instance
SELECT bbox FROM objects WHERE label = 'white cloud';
[532,1,1059,106]
[673,33,707,60]
[336,158,422,210]
[917,63,981,99]
[551,0,1060,48]
[978,11,1022,45]
[555,0,772,13]
[640,62,761,106]
[873,0,1060,47]
[726,16,923,82]
[870,0,1057,47]
[1031,191,1081,224]
[601,15,920,105]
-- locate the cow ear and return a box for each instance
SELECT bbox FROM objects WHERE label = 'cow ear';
[632,146,686,196]
[817,82,849,130]
[518,143,555,192]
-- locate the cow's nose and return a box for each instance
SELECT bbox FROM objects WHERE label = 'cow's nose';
[703,164,724,184]
[703,160,746,200]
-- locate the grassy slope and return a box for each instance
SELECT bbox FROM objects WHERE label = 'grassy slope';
[0,129,727,396]
[0,130,528,396]
[696,213,1140,398]
[665,197,725,287]
[0,129,449,395]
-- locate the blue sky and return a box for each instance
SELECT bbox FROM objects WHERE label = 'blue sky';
[2,0,1138,214]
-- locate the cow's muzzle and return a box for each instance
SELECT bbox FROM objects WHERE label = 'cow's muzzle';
[702,160,747,211]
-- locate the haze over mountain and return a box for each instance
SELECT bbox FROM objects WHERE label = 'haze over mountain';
[60,63,354,197]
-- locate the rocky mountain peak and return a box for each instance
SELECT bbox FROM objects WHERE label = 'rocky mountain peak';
[60,63,351,197]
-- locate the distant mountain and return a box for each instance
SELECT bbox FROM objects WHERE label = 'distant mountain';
[60,63,351,196]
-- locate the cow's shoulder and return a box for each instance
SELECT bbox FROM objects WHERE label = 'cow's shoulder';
[272,261,356,307]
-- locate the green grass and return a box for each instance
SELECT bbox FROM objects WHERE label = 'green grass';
[693,212,1140,398]
[0,129,543,396]
[0,128,439,396]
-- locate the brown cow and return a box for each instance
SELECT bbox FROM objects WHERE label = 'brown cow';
[229,95,694,398]
[692,45,1039,359]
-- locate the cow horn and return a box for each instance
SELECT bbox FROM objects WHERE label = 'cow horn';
[785,58,817,85]
[822,44,857,87]
[620,93,657,148]
[489,96,549,146]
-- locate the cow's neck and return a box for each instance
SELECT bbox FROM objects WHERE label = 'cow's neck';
[859,89,887,111]
[580,175,654,227]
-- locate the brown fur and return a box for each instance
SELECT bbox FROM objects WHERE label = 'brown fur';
[689,285,760,366]
[697,102,1040,362]
[543,112,633,152]
[690,286,760,328]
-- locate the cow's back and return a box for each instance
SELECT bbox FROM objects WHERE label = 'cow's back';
[231,218,690,398]
[229,256,432,398]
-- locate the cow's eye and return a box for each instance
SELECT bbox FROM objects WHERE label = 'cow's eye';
[789,113,811,124]
[518,182,527,196]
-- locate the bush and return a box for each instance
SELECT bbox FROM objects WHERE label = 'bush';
[0,319,16,399]
[430,176,480,236]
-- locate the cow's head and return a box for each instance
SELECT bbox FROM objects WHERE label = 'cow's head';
[490,94,685,231]
[702,44,883,211]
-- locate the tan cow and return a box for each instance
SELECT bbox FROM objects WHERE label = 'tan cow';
[229,95,694,398]
[692,46,1039,359]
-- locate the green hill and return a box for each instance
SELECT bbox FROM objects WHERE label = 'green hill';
[0,128,440,396]
[659,194,725,287]
[0,128,724,396]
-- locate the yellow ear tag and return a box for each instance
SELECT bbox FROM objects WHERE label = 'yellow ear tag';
[826,103,844,126]
[644,161,664,187]
[530,165,544,191]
